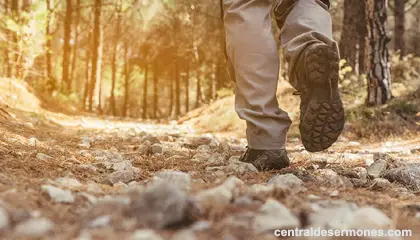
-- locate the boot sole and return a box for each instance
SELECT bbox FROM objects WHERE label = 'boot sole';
[299,44,344,152]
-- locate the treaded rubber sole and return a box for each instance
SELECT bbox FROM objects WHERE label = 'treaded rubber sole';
[299,44,344,152]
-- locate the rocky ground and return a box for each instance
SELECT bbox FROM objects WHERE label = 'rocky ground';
[0,109,419,240]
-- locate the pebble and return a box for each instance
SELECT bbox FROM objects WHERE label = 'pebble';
[128,181,190,229]
[88,215,111,228]
[268,174,304,190]
[384,164,420,191]
[106,168,141,185]
[55,177,82,188]
[36,153,53,161]
[110,160,133,171]
[368,160,388,178]
[154,170,191,190]
[42,185,75,203]
[0,207,9,230]
[369,178,392,191]
[15,217,54,237]
[226,157,258,174]
[310,201,358,229]
[253,198,300,232]
[330,190,339,197]
[171,230,197,240]
[150,144,163,154]
[197,145,211,153]
[131,229,165,240]
[28,137,38,147]
[346,207,392,230]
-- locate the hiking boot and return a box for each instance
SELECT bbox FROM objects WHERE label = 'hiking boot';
[239,148,290,171]
[295,43,344,152]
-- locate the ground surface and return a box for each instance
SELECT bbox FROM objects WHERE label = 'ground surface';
[0,105,419,240]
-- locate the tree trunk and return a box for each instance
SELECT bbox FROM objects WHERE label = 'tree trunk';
[339,0,359,69]
[62,0,73,93]
[169,68,173,117]
[123,43,130,117]
[70,0,81,90]
[196,67,201,108]
[3,0,12,78]
[88,0,101,111]
[11,0,19,78]
[185,63,189,113]
[82,32,91,110]
[110,2,122,116]
[358,0,367,74]
[175,61,180,117]
[95,25,104,113]
[153,61,158,119]
[366,0,392,106]
[393,0,405,58]
[411,5,420,56]
[142,64,149,119]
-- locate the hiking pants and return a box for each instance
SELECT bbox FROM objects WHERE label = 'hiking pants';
[223,0,338,149]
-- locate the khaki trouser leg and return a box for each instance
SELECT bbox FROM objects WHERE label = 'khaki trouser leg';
[223,0,292,150]
[276,0,339,89]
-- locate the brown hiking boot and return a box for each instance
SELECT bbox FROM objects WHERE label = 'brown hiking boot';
[295,43,344,152]
[239,148,290,171]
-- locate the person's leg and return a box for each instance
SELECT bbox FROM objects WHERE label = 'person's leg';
[274,0,345,152]
[223,0,291,170]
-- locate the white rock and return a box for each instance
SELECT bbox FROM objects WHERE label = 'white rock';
[88,215,111,228]
[36,153,53,161]
[268,174,304,190]
[226,157,258,174]
[247,184,275,199]
[0,207,9,230]
[15,217,54,237]
[24,122,35,130]
[171,230,196,240]
[346,207,392,230]
[196,177,245,210]
[110,160,133,171]
[131,229,164,240]
[78,192,98,204]
[55,177,82,188]
[197,145,211,153]
[154,170,191,190]
[106,168,141,185]
[28,137,38,147]
[253,198,299,232]
[310,201,358,229]
[370,178,392,190]
[42,185,75,203]
[368,160,388,178]
[150,144,163,154]
[330,190,339,197]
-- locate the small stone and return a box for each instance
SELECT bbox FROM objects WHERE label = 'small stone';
[348,141,361,147]
[208,153,225,164]
[369,178,392,191]
[77,192,97,204]
[138,141,152,155]
[88,215,111,228]
[154,170,191,190]
[218,141,231,153]
[150,144,163,155]
[247,184,275,199]
[253,198,300,232]
[329,190,339,197]
[15,217,54,237]
[42,185,75,203]
[76,164,98,174]
[226,157,258,174]
[368,160,388,178]
[24,122,35,130]
[308,194,322,201]
[353,167,368,180]
[310,201,358,229]
[197,145,211,153]
[346,207,392,229]
[268,174,304,190]
[36,153,53,161]
[106,168,141,185]
[314,169,353,188]
[111,160,133,171]
[141,135,160,145]
[190,221,212,232]
[79,136,92,148]
[128,181,190,229]
[0,207,9,230]
[384,164,420,191]
[28,137,38,147]
[191,137,213,147]
[171,230,196,240]
[415,212,420,220]
[191,153,211,162]
[131,229,164,240]
[55,177,82,188]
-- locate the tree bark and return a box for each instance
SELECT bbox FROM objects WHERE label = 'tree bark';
[393,0,405,58]
[411,5,420,56]
[196,67,201,108]
[83,32,91,110]
[175,61,180,117]
[185,63,189,113]
[110,1,122,116]
[3,0,12,78]
[153,61,158,119]
[11,0,19,78]
[62,0,73,93]
[88,0,101,111]
[358,0,367,74]
[366,0,392,106]
[95,24,104,113]
[123,43,130,117]
[142,64,149,119]
[70,0,81,91]
[339,0,359,69]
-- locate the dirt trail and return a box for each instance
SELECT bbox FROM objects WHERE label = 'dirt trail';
[0,108,419,239]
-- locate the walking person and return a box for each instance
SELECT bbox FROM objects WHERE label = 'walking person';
[222,0,345,170]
